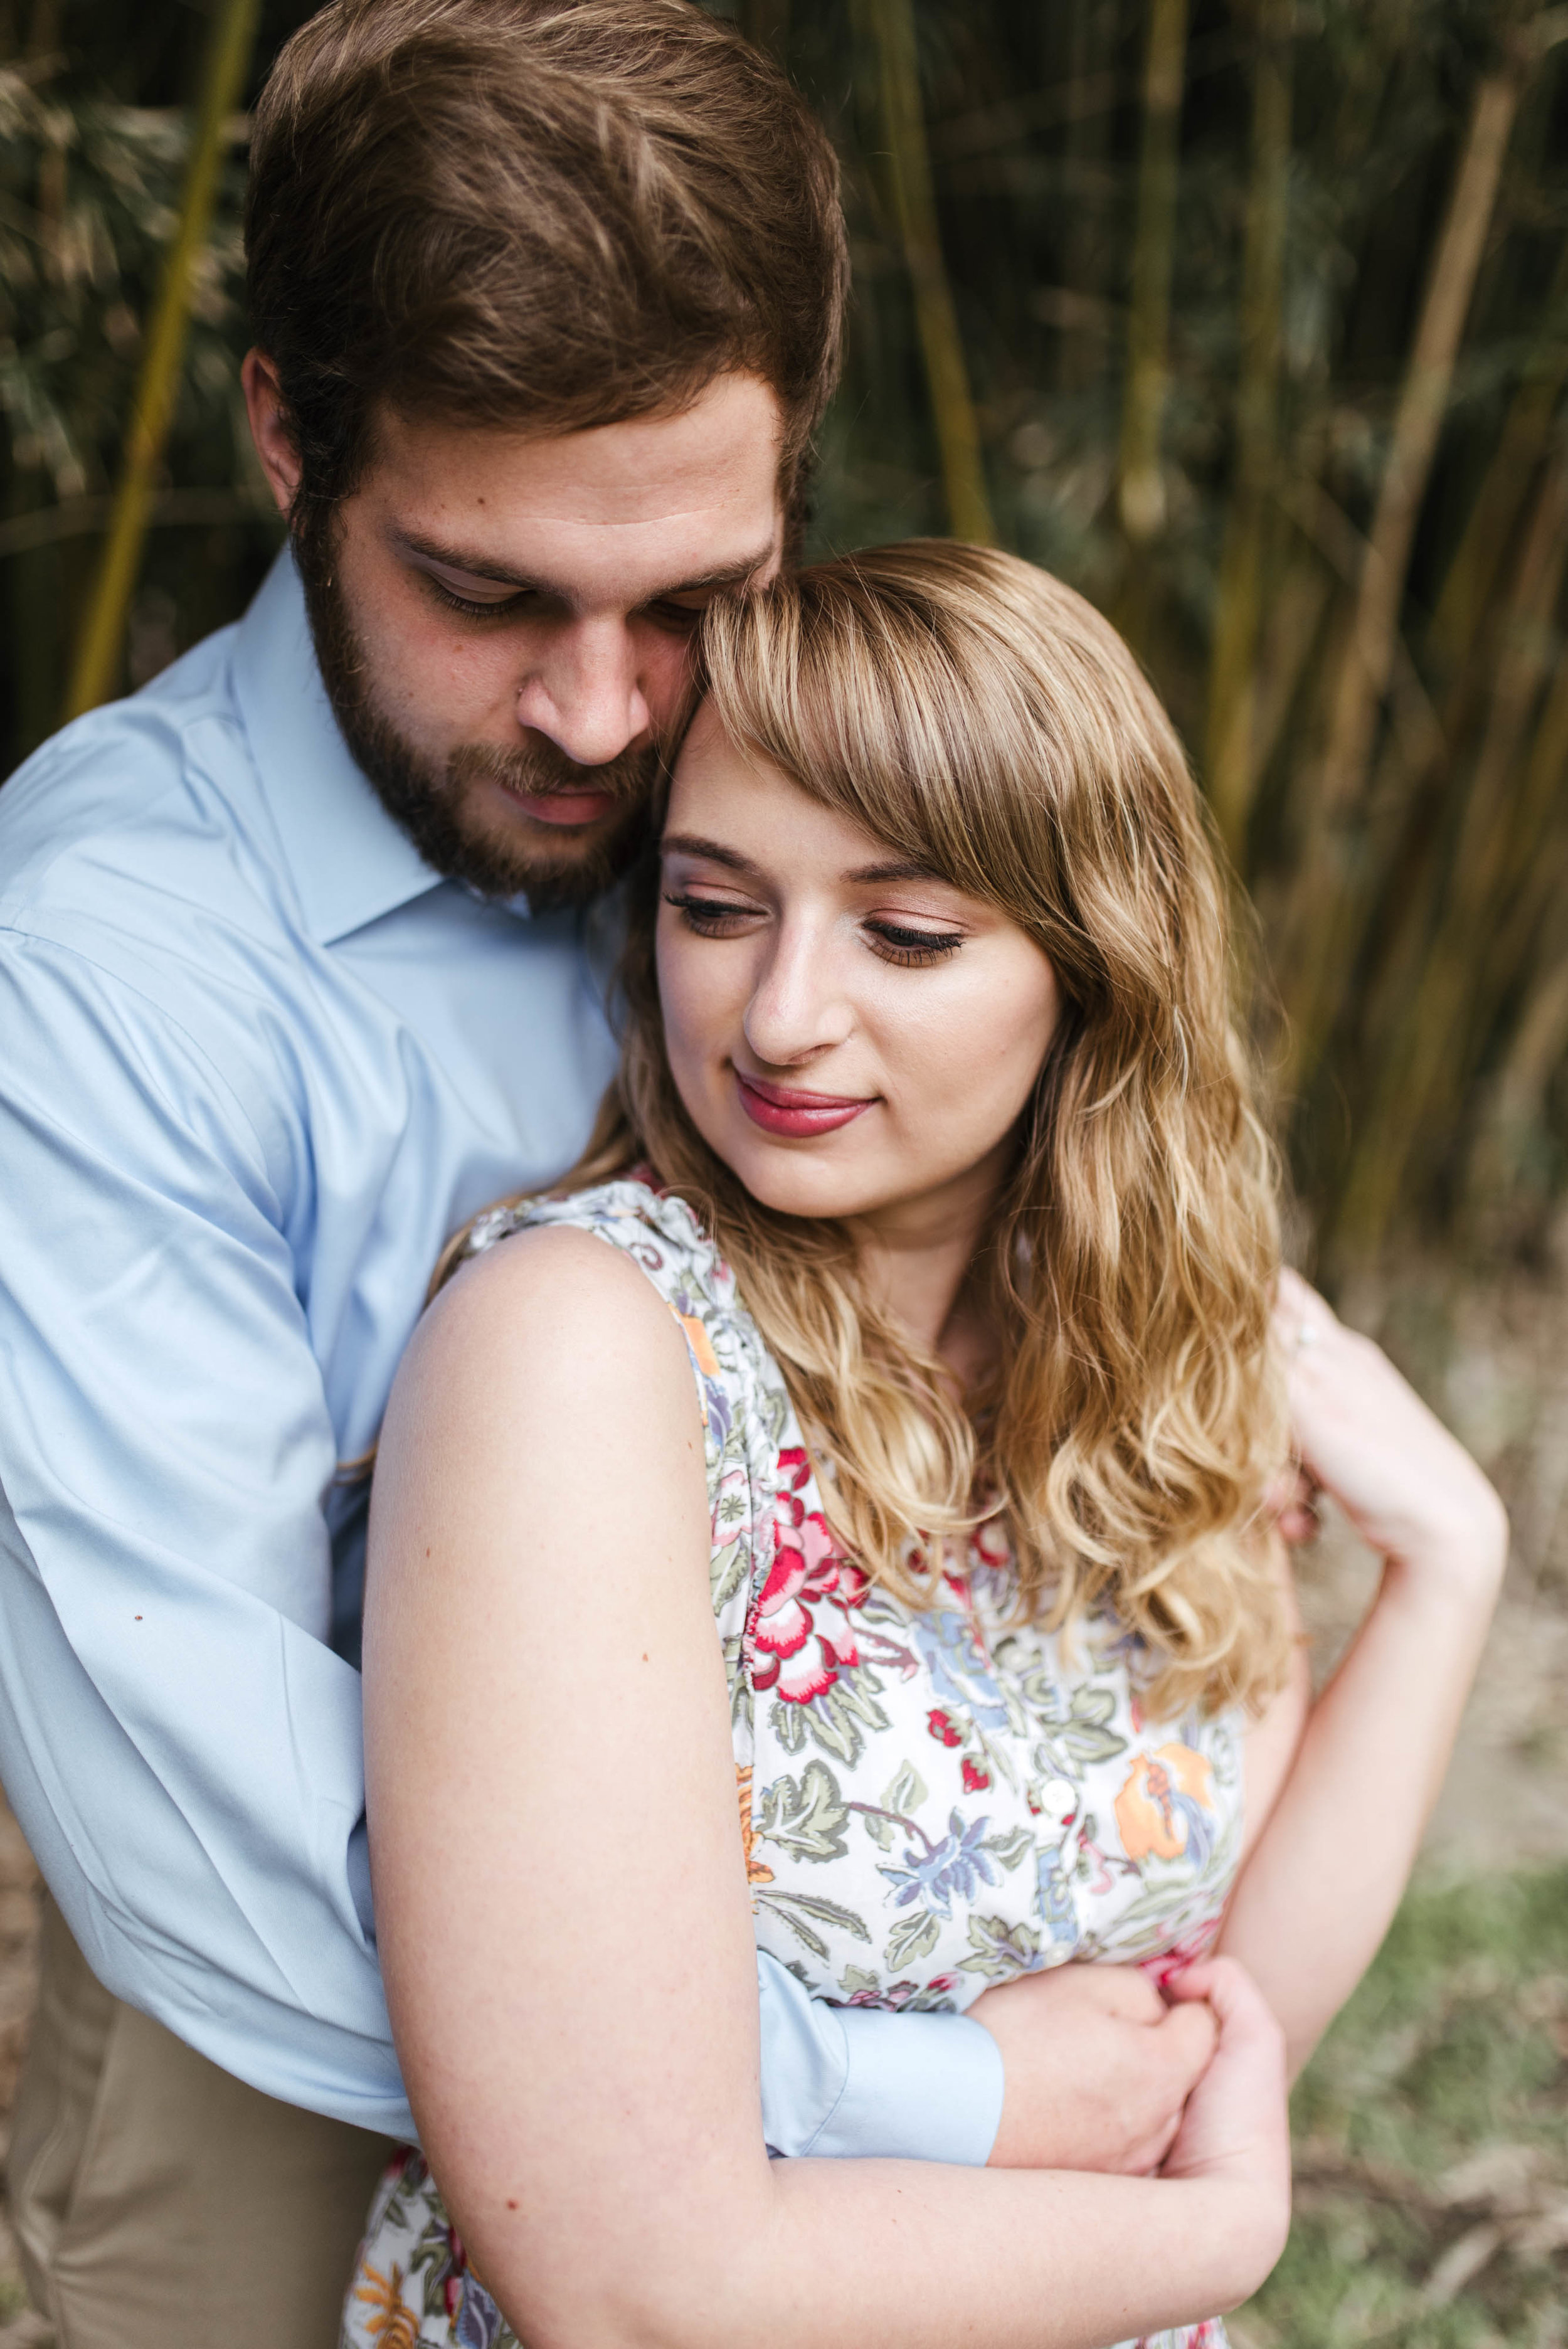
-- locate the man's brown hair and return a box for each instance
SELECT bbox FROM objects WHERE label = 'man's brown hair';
[245,0,848,531]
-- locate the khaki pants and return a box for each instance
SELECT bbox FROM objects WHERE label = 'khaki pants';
[7,1894,399,2349]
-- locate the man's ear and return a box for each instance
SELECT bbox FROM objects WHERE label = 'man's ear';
[242,349,303,519]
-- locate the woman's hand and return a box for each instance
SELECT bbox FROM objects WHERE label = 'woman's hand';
[1274,1268,1508,1589]
[972,1961,1217,2174]
[1159,1958,1291,2273]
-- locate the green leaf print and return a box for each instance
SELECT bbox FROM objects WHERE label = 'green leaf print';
[759,1888,872,1960]
[882,1760,928,1817]
[772,1700,808,1756]
[1018,1673,1129,1764]
[885,1909,942,1971]
[792,1673,891,1768]
[1060,1688,1129,1764]
[957,1914,1044,1980]
[710,1537,748,1611]
[839,1965,881,1997]
[982,1825,1036,1872]
[758,1760,850,1864]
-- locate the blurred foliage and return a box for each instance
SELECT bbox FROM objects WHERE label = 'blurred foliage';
[1236,1864,1568,2346]
[4,0,1568,1268]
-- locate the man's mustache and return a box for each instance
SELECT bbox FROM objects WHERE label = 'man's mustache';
[448,737,663,808]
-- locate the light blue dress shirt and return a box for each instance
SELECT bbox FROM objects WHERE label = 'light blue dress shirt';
[0,550,1002,2161]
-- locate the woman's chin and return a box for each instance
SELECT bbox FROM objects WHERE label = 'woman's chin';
[712,1134,892,1223]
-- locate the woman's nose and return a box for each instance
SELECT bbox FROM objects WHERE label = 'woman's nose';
[742,926,854,1067]
[512,620,652,768]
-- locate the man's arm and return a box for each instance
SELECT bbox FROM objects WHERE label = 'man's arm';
[0,928,1011,2159]
[0,930,411,2128]
[760,1955,1002,2162]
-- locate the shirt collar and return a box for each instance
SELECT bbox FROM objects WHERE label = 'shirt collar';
[230,546,447,946]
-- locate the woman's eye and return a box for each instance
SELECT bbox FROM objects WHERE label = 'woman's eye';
[663,890,758,933]
[866,920,965,967]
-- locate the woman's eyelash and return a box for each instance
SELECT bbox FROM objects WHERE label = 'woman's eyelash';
[867,922,965,966]
[665,893,964,967]
[664,891,755,927]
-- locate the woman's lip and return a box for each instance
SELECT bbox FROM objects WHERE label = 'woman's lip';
[734,1069,874,1137]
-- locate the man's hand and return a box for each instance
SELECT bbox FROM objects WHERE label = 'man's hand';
[968,1962,1218,2173]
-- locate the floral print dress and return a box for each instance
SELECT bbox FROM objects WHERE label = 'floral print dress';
[342,1180,1243,2349]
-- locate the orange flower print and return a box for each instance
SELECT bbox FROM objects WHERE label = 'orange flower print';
[1114,1744,1215,1865]
[679,1313,721,1379]
[736,1764,775,1889]
[352,2261,421,2349]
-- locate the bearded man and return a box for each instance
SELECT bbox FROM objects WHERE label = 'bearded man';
[0,5,1219,2344]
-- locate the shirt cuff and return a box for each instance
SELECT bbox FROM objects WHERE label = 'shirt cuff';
[804,2007,1005,2166]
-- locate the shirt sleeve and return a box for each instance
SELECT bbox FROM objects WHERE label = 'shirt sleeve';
[0,930,1004,2160]
[758,1955,1003,2163]
[0,929,420,2134]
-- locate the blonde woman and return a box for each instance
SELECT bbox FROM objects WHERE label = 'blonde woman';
[346,545,1505,2349]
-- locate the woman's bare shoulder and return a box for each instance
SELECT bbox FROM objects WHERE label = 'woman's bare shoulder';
[404,1219,691,1406]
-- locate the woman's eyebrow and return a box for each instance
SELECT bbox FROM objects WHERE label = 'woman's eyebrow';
[846,857,945,885]
[662,838,948,888]
[660,834,761,876]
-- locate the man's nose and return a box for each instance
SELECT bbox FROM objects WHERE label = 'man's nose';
[742,923,853,1067]
[512,619,652,768]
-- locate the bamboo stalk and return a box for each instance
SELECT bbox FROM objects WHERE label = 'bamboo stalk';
[1333,458,1568,1250]
[62,0,262,721]
[1313,75,1518,811]
[863,0,994,543]
[1426,238,1568,679]
[1274,15,1568,1097]
[1204,0,1293,864]
[1472,610,1568,1014]
[1246,552,1333,790]
[1118,0,1191,547]
[1058,0,1115,397]
[1465,936,1568,1216]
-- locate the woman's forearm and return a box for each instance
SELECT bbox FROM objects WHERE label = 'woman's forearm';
[1219,1541,1502,2073]
[468,2158,1285,2349]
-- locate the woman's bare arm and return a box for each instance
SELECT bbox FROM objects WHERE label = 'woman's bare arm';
[366,1228,1290,2349]
[1219,1271,1507,2075]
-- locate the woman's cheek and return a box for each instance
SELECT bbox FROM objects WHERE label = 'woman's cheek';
[654,932,707,1093]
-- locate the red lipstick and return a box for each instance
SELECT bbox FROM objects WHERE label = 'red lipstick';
[734,1069,874,1138]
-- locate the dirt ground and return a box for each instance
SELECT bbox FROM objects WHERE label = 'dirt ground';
[0,1248,1561,2341]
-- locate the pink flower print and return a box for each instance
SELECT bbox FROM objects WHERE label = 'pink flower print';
[961,1757,992,1793]
[927,1707,963,1747]
[750,1454,871,1704]
[971,1512,1010,1574]
[1079,1836,1114,1896]
[1139,1919,1221,1993]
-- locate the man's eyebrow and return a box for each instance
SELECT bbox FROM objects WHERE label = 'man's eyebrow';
[393,529,776,605]
[660,834,763,876]
[647,548,779,597]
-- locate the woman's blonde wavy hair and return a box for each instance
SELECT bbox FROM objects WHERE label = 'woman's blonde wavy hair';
[445,540,1291,1719]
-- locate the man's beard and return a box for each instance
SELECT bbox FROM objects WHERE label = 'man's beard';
[295,524,662,911]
